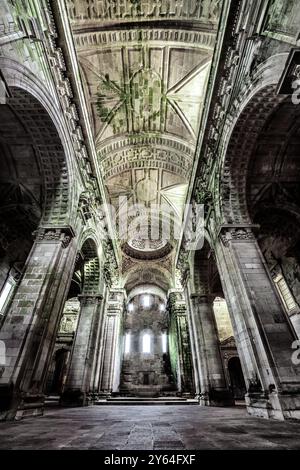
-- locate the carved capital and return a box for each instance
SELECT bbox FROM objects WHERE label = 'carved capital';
[33,226,75,248]
[218,224,259,246]
[78,294,103,306]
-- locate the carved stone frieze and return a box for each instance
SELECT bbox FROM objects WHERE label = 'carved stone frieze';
[66,0,221,24]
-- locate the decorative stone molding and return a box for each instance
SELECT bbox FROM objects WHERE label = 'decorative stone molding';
[78,294,103,306]
[78,190,107,236]
[99,142,193,180]
[168,292,188,320]
[66,0,221,25]
[184,0,291,230]
[42,1,102,196]
[176,248,191,287]
[33,226,75,248]
[73,28,216,50]
[103,238,119,287]
[218,224,259,247]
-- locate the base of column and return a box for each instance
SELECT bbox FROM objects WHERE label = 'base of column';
[197,392,209,406]
[60,389,92,407]
[0,386,45,421]
[98,391,113,398]
[209,389,235,407]
[197,389,234,407]
[245,391,300,420]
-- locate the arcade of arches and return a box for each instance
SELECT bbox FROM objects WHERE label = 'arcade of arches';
[0,0,300,449]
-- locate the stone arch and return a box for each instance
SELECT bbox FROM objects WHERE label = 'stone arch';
[0,58,75,226]
[219,85,285,223]
[123,264,171,294]
[243,98,300,322]
[191,239,222,296]
[80,238,101,295]
[218,54,288,224]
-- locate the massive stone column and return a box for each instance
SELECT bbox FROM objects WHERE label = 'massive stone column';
[98,289,125,396]
[88,286,108,397]
[168,291,194,395]
[0,226,76,420]
[187,286,233,406]
[61,294,104,406]
[216,225,300,420]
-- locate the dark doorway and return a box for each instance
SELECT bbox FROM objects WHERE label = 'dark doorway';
[228,357,246,400]
[143,373,149,385]
[51,349,69,394]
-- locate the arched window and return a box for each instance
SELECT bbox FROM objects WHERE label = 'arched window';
[142,295,151,308]
[0,277,15,323]
[142,333,151,353]
[125,332,131,354]
[273,273,298,313]
[162,332,167,353]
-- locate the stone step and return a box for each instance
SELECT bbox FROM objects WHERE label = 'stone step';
[44,395,60,407]
[95,397,198,406]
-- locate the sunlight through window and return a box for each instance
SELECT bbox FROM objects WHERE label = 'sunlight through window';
[162,332,167,353]
[125,333,131,354]
[142,295,151,308]
[142,333,151,353]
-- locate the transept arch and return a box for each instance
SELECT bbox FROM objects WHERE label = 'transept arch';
[0,58,76,226]
[218,54,289,224]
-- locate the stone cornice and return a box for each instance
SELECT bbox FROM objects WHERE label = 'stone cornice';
[72,27,216,50]
[66,1,221,27]
[44,2,98,192]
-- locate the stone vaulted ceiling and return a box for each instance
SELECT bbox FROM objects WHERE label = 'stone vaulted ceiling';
[66,0,221,290]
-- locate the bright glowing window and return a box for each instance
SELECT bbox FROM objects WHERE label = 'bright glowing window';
[273,274,298,313]
[0,279,14,313]
[162,332,167,353]
[128,303,134,312]
[142,333,151,353]
[142,295,151,308]
[125,333,131,354]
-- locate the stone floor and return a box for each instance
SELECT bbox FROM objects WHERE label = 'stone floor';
[1,405,300,450]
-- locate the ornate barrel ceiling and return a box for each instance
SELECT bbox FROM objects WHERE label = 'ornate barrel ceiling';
[66,0,221,290]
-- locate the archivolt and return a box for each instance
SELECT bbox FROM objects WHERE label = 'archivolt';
[81,238,101,295]
[0,58,75,226]
[219,85,284,224]
[217,54,288,224]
